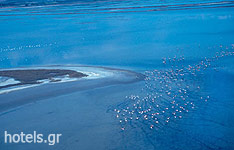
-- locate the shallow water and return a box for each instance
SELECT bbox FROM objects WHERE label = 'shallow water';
[0,0,234,150]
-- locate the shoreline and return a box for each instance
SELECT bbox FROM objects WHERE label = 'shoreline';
[0,65,136,94]
[0,65,144,113]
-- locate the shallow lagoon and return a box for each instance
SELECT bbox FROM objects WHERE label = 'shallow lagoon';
[0,0,234,150]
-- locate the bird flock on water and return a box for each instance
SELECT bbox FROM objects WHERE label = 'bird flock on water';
[112,47,234,131]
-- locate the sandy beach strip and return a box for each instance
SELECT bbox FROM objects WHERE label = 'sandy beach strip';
[0,65,144,113]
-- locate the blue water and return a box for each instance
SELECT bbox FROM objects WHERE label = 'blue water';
[0,0,234,69]
[0,0,234,150]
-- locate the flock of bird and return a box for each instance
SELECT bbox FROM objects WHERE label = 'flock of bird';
[0,42,57,53]
[112,48,234,132]
[0,42,57,62]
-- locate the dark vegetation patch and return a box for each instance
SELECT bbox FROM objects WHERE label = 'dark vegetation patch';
[0,69,88,89]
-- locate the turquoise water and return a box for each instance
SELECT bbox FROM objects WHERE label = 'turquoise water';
[0,0,234,150]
